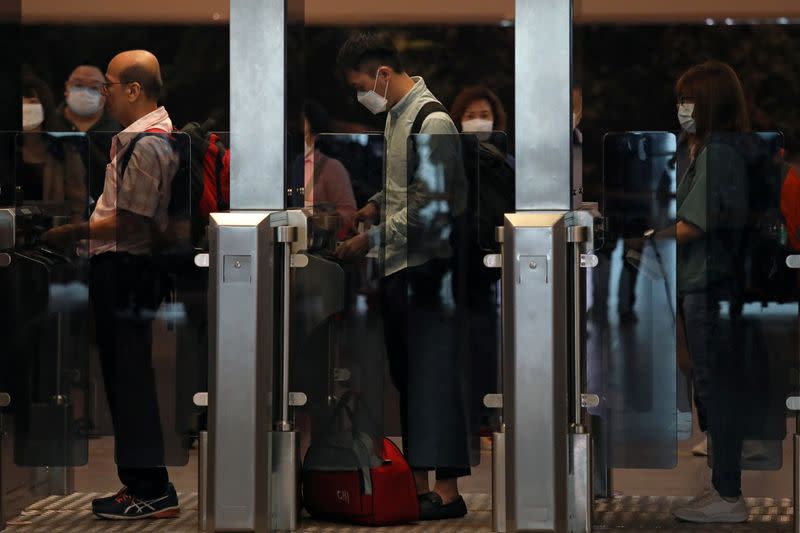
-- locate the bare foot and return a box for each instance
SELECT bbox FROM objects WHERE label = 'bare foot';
[414,471,430,495]
[433,479,459,505]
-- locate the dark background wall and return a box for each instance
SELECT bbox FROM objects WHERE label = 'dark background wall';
[21,22,800,198]
[21,24,230,130]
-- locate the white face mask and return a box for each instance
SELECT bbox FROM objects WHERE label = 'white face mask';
[677,103,696,134]
[66,87,102,117]
[357,69,389,114]
[572,112,580,130]
[462,118,493,133]
[22,102,44,131]
[462,118,493,141]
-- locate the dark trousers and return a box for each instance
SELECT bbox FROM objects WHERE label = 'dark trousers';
[681,292,743,498]
[381,266,470,481]
[90,252,169,498]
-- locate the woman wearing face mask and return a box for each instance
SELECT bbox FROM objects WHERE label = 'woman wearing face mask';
[19,74,87,223]
[449,86,514,167]
[629,61,751,523]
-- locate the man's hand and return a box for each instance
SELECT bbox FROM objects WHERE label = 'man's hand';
[334,232,371,262]
[41,224,77,250]
[355,201,379,225]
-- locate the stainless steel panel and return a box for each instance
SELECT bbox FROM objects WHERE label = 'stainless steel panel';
[230,0,285,210]
[208,212,274,532]
[795,433,800,533]
[515,0,573,211]
[492,430,506,533]
[269,431,299,532]
[199,430,208,532]
[503,212,568,533]
[46,467,73,496]
[567,432,591,533]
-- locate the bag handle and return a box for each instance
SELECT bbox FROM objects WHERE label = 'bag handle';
[323,390,361,439]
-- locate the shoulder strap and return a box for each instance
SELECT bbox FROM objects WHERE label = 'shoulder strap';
[411,101,448,136]
[117,128,174,181]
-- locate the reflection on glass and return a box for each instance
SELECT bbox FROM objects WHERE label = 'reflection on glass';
[700,131,792,473]
[94,130,195,468]
[0,132,91,466]
[17,132,88,223]
[401,133,482,471]
[292,134,386,470]
[30,127,203,474]
[292,102,358,233]
[591,131,679,468]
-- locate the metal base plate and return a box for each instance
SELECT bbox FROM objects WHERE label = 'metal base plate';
[1,493,492,532]
[595,495,794,531]
[2,493,795,532]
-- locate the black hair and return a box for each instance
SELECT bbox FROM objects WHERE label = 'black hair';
[22,71,63,131]
[303,100,330,136]
[119,64,162,101]
[337,31,404,75]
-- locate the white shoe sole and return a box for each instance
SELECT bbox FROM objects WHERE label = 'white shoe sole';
[673,508,748,523]
[94,506,180,520]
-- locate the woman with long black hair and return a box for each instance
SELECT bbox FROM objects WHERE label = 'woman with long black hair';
[669,60,751,523]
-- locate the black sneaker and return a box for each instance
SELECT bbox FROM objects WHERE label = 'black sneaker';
[93,483,180,520]
[92,486,129,508]
[418,491,468,520]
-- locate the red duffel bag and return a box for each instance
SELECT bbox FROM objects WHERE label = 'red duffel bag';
[302,394,419,526]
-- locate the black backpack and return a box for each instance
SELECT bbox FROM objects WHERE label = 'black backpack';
[705,132,790,305]
[117,120,229,249]
[469,139,515,252]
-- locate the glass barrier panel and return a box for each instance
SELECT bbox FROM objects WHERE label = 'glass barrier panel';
[292,133,386,465]
[86,131,198,468]
[399,132,482,469]
[591,131,679,468]
[702,131,792,472]
[474,131,515,252]
[463,131,509,455]
[2,131,91,466]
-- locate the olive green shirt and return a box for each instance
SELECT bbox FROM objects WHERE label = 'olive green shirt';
[676,142,748,294]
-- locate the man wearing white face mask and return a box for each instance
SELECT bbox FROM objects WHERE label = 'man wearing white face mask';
[334,31,470,521]
[58,65,120,201]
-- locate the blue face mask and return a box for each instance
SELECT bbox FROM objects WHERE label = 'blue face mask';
[67,87,103,117]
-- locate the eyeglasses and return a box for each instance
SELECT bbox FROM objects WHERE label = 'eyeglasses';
[101,81,135,93]
[100,81,125,91]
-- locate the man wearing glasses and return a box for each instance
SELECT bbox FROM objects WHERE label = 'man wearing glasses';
[58,65,120,201]
[44,49,181,521]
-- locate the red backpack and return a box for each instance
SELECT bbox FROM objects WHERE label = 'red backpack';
[781,161,800,251]
[179,121,230,246]
[117,120,230,248]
